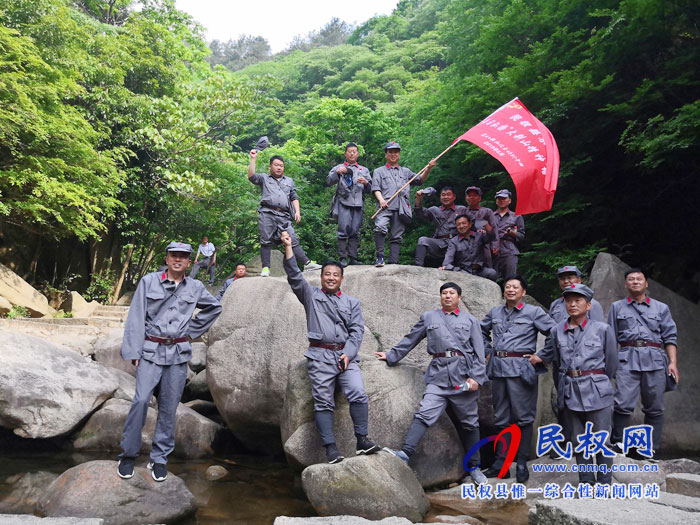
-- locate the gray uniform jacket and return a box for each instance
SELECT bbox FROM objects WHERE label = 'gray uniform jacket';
[216,276,239,301]
[121,271,222,365]
[494,210,525,255]
[327,163,372,208]
[608,297,678,372]
[249,172,298,217]
[371,164,421,211]
[284,257,365,363]
[540,319,617,411]
[385,309,488,388]
[414,204,468,238]
[549,296,605,323]
[465,206,499,247]
[442,230,496,270]
[481,302,555,377]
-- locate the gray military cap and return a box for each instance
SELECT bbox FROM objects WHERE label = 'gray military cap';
[421,187,437,197]
[254,136,270,151]
[557,265,582,277]
[466,186,482,196]
[384,141,401,151]
[495,189,512,198]
[165,241,193,254]
[562,283,594,301]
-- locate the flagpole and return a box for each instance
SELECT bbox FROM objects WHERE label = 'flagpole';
[370,141,460,220]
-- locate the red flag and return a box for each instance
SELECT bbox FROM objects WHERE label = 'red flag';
[453,98,559,215]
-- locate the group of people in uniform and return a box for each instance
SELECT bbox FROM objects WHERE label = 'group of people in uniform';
[113,140,679,492]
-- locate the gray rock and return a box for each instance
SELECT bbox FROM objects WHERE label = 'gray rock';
[0,296,12,315]
[0,471,59,514]
[189,342,207,372]
[530,497,700,524]
[661,458,700,476]
[590,252,700,453]
[301,452,429,522]
[37,460,196,525]
[208,265,502,453]
[0,515,103,524]
[0,263,51,317]
[0,331,118,438]
[426,516,484,524]
[610,455,666,487]
[184,399,219,418]
[186,369,211,400]
[115,291,133,306]
[73,398,228,458]
[653,491,700,513]
[282,357,464,488]
[274,518,413,525]
[245,249,285,277]
[205,465,228,481]
[65,292,99,319]
[101,367,155,407]
[93,330,137,378]
[667,473,700,498]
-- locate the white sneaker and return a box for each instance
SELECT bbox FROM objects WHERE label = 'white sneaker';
[304,261,322,271]
[261,267,270,277]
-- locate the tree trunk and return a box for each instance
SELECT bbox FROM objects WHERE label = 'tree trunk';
[111,243,134,305]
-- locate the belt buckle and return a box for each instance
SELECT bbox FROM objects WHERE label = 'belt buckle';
[635,340,645,347]
[333,343,341,351]
[570,369,582,378]
[496,351,505,358]
[447,351,456,357]
[164,337,174,345]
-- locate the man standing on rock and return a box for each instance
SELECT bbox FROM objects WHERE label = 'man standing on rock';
[439,214,497,281]
[216,262,247,301]
[371,141,436,267]
[117,242,222,482]
[280,230,381,464]
[327,143,372,267]
[189,235,216,286]
[248,149,321,277]
[464,186,498,270]
[608,268,679,457]
[549,266,604,323]
[374,282,489,485]
[480,275,554,482]
[530,283,617,485]
[492,189,525,280]
[413,186,466,267]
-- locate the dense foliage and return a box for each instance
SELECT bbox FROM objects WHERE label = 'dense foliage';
[1,0,698,303]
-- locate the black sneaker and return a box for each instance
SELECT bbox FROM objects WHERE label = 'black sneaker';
[325,444,344,464]
[348,258,362,265]
[516,462,529,483]
[117,458,134,479]
[483,465,510,478]
[147,461,167,482]
[374,256,384,267]
[339,258,349,268]
[356,435,381,455]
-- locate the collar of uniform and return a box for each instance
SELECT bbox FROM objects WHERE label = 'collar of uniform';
[458,231,475,240]
[344,162,359,167]
[564,319,587,332]
[469,205,481,210]
[161,272,186,284]
[516,301,524,310]
[323,289,341,297]
[441,205,456,211]
[443,308,460,315]
[626,296,650,305]
[385,163,400,169]
[498,209,513,217]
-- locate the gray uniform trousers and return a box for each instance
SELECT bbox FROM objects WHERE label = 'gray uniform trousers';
[337,204,364,259]
[373,209,406,263]
[258,211,308,268]
[119,359,188,465]
[415,237,449,266]
[492,375,538,427]
[560,406,613,484]
[494,253,518,280]
[414,383,479,428]
[190,257,215,285]
[451,265,498,282]
[612,367,666,448]
[307,358,369,445]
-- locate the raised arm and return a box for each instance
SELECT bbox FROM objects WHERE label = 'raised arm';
[189,288,222,339]
[281,230,312,304]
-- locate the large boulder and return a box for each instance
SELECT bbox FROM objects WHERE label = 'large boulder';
[0,331,118,438]
[73,398,229,458]
[37,460,196,525]
[189,342,207,372]
[590,252,700,452]
[93,330,136,377]
[245,249,285,277]
[282,357,466,488]
[0,471,59,514]
[301,452,430,522]
[0,263,51,317]
[0,296,12,316]
[65,291,99,319]
[208,265,502,453]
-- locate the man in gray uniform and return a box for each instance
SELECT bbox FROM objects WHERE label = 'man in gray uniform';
[190,236,216,285]
[216,262,247,301]
[117,242,222,482]
[280,231,380,464]
[464,186,498,269]
[413,186,467,267]
[439,214,497,281]
[492,189,525,280]
[480,275,555,482]
[549,266,604,323]
[375,282,489,485]
[531,283,617,485]
[248,149,321,277]
[608,268,679,456]
[327,143,372,267]
[372,141,436,266]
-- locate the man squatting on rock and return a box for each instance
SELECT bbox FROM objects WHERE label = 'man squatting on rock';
[531,283,617,485]
[375,282,489,485]
[413,186,466,267]
[280,230,381,464]
[248,149,321,277]
[327,143,372,267]
[480,275,555,482]
[439,213,497,281]
[117,242,222,482]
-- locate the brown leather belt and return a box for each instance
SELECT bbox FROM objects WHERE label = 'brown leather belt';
[435,234,453,239]
[309,340,345,351]
[263,205,288,213]
[433,350,465,358]
[620,340,662,348]
[494,351,528,358]
[145,335,188,345]
[566,369,605,378]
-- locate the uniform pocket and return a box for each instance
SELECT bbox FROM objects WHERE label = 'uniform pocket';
[591,374,614,399]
